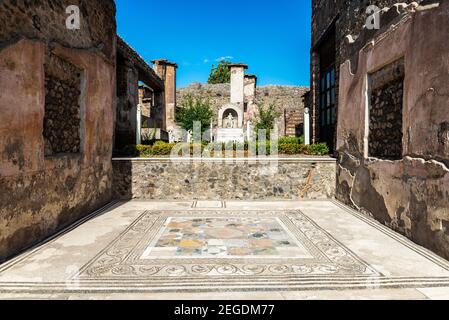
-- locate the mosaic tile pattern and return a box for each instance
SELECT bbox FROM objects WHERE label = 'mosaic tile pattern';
[78,210,380,281]
[141,217,311,259]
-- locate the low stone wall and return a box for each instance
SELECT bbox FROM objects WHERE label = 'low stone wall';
[113,158,336,200]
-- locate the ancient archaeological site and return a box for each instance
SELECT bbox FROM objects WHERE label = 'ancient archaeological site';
[0,0,449,300]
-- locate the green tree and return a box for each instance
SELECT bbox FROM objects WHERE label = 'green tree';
[175,94,214,133]
[254,103,281,139]
[207,60,231,84]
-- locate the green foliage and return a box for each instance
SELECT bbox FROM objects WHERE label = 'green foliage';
[279,136,303,145]
[151,141,176,155]
[254,103,281,138]
[302,143,329,155]
[207,60,231,84]
[175,94,214,134]
[279,142,300,155]
[256,141,271,155]
[117,140,329,157]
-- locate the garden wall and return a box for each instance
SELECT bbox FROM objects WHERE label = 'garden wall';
[113,158,336,200]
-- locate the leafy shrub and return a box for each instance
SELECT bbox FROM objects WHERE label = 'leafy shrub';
[117,140,329,157]
[279,143,300,155]
[151,141,175,155]
[254,103,281,139]
[301,143,329,155]
[256,141,271,155]
[175,94,214,133]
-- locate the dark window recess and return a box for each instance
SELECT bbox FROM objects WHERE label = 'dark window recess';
[43,53,82,156]
[317,24,336,152]
[368,59,405,160]
[319,65,336,151]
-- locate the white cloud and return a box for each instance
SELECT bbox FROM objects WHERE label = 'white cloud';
[215,56,234,62]
[203,59,209,63]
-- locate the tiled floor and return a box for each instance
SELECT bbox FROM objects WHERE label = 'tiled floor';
[1,200,449,300]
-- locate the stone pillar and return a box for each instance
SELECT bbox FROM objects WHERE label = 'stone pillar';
[229,64,248,105]
[310,51,320,144]
[152,59,178,131]
[136,104,142,145]
[304,107,310,145]
[247,120,253,141]
[244,74,257,102]
[116,59,139,148]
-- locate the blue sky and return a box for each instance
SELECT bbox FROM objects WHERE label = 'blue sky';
[116,0,311,88]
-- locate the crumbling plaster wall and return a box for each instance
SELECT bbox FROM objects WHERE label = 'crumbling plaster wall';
[310,0,424,145]
[336,2,449,259]
[0,0,116,262]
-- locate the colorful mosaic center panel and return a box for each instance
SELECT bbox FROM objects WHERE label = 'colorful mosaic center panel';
[140,217,311,259]
[78,210,380,280]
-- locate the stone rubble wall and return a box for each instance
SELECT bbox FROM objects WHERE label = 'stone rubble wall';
[310,0,424,145]
[336,2,449,259]
[177,83,308,135]
[0,0,116,262]
[113,159,336,201]
[43,53,82,155]
[368,59,405,160]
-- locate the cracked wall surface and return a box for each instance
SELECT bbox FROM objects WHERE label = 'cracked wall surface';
[310,0,424,146]
[336,2,449,259]
[0,0,116,262]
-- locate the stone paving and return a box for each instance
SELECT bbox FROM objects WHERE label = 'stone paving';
[1,200,449,300]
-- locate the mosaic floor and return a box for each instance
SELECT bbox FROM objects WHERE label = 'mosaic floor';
[141,217,310,259]
[1,200,449,299]
[78,209,378,280]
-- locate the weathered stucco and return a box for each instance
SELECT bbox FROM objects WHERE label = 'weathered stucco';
[113,158,336,201]
[336,3,449,259]
[0,0,116,262]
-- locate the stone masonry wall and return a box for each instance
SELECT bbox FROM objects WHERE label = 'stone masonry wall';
[336,3,449,259]
[310,0,423,145]
[0,0,116,262]
[113,159,336,201]
[368,59,404,160]
[44,53,82,156]
[177,83,308,135]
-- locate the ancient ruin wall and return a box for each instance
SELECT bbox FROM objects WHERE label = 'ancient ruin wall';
[44,52,83,155]
[310,0,423,145]
[177,84,308,135]
[0,0,116,261]
[336,3,449,259]
[113,158,336,201]
[368,59,404,160]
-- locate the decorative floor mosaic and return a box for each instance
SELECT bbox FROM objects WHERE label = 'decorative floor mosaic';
[141,217,311,259]
[2,202,449,295]
[77,210,380,284]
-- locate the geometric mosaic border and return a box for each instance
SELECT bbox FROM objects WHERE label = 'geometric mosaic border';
[2,202,449,293]
[77,210,381,281]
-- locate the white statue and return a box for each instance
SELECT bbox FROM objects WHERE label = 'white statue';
[187,129,193,143]
[227,113,234,128]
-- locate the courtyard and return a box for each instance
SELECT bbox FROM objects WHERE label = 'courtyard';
[1,199,449,300]
[1,0,448,304]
